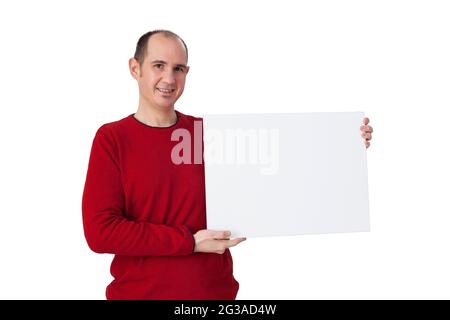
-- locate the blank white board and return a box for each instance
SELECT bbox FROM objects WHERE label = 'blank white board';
[203,112,370,237]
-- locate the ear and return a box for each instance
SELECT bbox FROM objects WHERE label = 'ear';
[129,58,141,79]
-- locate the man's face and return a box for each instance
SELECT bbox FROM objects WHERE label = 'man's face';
[131,34,189,110]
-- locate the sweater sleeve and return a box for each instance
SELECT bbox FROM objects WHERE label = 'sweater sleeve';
[82,126,195,256]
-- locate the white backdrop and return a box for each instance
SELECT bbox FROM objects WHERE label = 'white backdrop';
[0,0,449,299]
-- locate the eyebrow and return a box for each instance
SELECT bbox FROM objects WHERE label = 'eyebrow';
[151,60,187,69]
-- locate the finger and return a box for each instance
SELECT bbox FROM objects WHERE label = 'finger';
[363,117,369,125]
[211,230,231,240]
[225,237,247,248]
[360,125,373,133]
[361,132,372,140]
[365,141,370,148]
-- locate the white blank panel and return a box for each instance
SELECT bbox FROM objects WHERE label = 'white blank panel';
[203,112,370,237]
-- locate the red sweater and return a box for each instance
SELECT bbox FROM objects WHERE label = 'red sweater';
[82,110,239,300]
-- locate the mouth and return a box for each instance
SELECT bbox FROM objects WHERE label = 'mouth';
[156,88,176,96]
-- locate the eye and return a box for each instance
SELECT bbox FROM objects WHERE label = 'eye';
[154,64,164,69]
[175,66,185,73]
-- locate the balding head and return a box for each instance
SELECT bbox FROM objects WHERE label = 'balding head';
[134,30,188,66]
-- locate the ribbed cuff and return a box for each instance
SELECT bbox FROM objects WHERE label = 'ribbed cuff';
[183,226,196,254]
[191,232,196,254]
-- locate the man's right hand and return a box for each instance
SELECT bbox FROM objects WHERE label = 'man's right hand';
[193,229,246,254]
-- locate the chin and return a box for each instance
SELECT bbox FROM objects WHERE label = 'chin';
[157,101,176,109]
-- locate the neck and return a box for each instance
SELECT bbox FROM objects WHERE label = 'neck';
[134,98,177,127]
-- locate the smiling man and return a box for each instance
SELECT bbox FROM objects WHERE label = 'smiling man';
[82,30,246,300]
[82,29,373,300]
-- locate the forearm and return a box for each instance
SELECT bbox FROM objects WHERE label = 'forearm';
[82,208,195,256]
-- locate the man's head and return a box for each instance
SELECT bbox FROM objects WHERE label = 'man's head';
[129,30,189,111]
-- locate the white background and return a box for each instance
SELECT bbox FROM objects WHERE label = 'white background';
[0,0,449,299]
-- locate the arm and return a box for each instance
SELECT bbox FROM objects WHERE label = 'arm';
[82,127,195,257]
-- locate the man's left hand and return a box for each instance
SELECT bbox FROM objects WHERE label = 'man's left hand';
[360,117,373,148]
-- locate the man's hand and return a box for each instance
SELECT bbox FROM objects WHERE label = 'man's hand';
[193,229,246,254]
[360,117,373,148]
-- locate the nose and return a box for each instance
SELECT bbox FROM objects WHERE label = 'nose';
[162,69,176,84]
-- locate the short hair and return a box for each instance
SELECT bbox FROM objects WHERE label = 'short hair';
[134,29,188,66]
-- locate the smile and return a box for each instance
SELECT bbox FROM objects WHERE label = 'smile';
[157,88,175,93]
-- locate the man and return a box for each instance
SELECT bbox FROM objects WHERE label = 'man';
[82,30,373,300]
